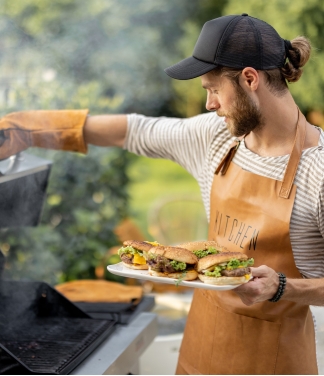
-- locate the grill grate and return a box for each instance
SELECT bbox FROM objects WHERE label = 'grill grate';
[0,281,117,375]
[1,318,115,374]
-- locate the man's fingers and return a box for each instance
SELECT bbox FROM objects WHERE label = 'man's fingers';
[0,130,6,146]
[249,265,269,277]
[234,265,280,305]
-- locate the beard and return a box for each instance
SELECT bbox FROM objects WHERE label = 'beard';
[218,84,264,137]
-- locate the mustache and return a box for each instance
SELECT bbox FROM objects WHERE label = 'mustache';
[216,111,227,117]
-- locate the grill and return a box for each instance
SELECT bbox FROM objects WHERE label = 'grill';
[0,280,116,375]
[0,152,155,374]
[0,153,118,375]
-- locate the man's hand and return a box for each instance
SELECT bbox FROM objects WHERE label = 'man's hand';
[0,131,6,152]
[234,265,279,306]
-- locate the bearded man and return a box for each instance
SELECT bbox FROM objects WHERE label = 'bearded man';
[1,13,324,374]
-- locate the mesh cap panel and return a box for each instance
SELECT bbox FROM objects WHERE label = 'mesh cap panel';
[217,17,285,70]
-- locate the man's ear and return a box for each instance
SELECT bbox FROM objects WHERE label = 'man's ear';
[240,67,259,92]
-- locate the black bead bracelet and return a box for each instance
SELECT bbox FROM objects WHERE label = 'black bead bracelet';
[268,272,286,302]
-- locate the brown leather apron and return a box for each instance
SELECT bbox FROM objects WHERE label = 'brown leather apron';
[176,111,318,375]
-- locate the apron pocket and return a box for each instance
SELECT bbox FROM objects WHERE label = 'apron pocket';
[210,306,281,375]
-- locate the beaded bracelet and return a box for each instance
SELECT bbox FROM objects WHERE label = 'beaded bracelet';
[268,272,286,302]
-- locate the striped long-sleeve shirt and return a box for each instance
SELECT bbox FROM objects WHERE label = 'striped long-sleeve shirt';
[125,111,324,279]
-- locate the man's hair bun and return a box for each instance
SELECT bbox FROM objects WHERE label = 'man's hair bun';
[282,36,311,83]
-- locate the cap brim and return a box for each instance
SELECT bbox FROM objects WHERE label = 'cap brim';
[164,56,217,80]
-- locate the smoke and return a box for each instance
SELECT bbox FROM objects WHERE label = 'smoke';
[0,0,199,284]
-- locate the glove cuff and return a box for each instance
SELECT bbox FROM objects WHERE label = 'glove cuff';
[31,110,89,153]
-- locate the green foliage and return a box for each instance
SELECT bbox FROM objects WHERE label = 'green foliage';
[0,0,200,116]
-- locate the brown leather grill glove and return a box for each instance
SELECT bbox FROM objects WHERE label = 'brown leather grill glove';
[0,109,89,160]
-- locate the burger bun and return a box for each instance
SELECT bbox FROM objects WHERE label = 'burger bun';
[122,262,148,270]
[149,246,198,264]
[123,240,153,253]
[198,273,251,285]
[149,268,198,281]
[177,240,220,252]
[198,252,248,272]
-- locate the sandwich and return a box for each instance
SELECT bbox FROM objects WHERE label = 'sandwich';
[147,245,198,281]
[118,240,160,270]
[197,252,254,285]
[177,240,221,259]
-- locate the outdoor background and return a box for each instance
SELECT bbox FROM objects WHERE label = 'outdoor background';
[1,0,324,285]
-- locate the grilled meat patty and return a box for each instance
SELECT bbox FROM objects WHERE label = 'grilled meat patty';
[120,254,133,265]
[221,267,250,277]
[147,255,178,273]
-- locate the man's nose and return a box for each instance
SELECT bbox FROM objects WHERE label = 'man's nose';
[206,95,220,112]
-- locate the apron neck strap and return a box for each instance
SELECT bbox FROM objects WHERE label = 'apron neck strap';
[215,136,243,176]
[215,108,307,199]
[279,108,306,199]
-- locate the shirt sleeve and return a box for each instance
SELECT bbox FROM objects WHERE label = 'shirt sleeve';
[316,167,324,240]
[124,112,223,180]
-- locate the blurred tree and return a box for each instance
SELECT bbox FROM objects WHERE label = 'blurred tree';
[0,0,211,284]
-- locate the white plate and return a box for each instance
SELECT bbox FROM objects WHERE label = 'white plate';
[107,262,250,291]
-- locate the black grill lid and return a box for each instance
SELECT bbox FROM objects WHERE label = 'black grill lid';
[0,152,52,228]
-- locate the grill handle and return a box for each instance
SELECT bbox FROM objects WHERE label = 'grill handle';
[0,153,23,176]
[0,250,4,279]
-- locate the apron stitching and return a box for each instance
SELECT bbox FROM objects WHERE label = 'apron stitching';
[208,305,219,373]
[178,354,202,375]
[230,314,239,374]
[309,310,319,374]
[272,322,282,375]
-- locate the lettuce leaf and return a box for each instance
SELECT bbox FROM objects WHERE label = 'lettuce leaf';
[175,271,187,286]
[118,246,143,257]
[204,257,254,276]
[193,247,220,259]
[170,260,187,271]
[226,258,254,270]
[205,265,225,277]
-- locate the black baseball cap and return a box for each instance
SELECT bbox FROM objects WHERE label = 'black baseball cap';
[164,13,286,80]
